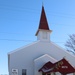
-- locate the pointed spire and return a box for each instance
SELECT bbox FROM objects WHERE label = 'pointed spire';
[35,6,52,36]
[38,6,49,30]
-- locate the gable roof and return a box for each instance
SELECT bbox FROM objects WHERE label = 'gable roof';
[34,54,57,63]
[39,61,54,72]
[54,58,75,74]
[39,58,75,74]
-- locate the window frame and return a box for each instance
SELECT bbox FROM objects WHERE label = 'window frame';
[22,69,27,75]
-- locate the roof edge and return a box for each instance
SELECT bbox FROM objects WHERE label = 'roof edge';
[8,41,40,55]
[34,54,57,62]
[35,29,52,36]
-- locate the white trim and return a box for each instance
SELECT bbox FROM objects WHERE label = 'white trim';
[34,54,57,63]
[35,29,52,36]
[51,41,75,58]
[8,41,40,55]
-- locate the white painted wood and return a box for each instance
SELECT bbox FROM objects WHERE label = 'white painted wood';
[8,41,75,75]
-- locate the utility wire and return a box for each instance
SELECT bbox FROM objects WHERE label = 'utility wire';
[0,6,75,20]
[0,5,75,17]
[0,38,65,43]
[0,39,35,42]
[0,32,34,35]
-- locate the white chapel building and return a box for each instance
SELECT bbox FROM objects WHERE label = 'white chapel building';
[8,6,75,75]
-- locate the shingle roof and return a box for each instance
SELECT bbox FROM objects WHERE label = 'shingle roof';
[38,6,49,30]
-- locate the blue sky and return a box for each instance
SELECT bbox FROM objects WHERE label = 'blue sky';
[0,0,75,74]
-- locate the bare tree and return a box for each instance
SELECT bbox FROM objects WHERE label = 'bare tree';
[65,34,75,55]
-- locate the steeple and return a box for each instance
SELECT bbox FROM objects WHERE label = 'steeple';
[36,6,52,41]
[38,6,49,30]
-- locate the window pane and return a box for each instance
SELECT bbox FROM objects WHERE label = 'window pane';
[22,69,26,75]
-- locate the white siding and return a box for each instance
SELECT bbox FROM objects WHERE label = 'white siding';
[8,41,75,75]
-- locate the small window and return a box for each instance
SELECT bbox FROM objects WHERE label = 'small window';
[22,69,26,75]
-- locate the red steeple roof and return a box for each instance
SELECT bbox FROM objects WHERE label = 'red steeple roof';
[39,6,49,30]
[35,6,52,36]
